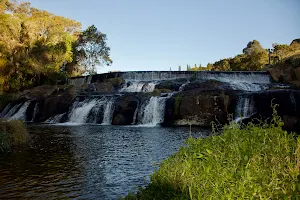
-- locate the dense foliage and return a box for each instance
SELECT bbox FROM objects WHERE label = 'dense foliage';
[0,0,112,92]
[186,39,300,72]
[125,107,300,199]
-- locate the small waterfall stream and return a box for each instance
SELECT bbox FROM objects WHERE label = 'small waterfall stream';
[102,98,115,125]
[9,101,31,121]
[69,99,99,123]
[234,96,256,122]
[120,82,156,92]
[137,95,171,126]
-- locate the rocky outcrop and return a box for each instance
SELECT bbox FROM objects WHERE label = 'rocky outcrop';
[28,87,77,122]
[163,80,238,127]
[155,79,188,91]
[266,57,300,88]
[112,95,140,125]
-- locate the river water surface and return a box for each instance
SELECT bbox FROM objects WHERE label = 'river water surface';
[0,124,207,199]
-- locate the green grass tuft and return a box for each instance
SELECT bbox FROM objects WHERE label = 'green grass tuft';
[124,106,300,199]
[0,120,29,152]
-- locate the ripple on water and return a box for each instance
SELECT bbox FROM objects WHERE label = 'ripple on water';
[0,125,208,200]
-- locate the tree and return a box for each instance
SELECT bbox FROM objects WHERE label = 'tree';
[73,25,112,74]
[0,1,112,92]
[242,40,268,70]
[178,65,181,71]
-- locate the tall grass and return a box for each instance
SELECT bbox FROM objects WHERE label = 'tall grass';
[0,120,29,152]
[125,106,300,199]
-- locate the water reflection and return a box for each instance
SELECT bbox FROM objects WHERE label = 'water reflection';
[0,125,207,199]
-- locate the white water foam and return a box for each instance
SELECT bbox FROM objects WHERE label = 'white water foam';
[102,98,115,125]
[69,99,98,123]
[234,96,256,122]
[138,96,169,126]
[120,82,156,92]
[46,113,66,123]
[9,101,31,121]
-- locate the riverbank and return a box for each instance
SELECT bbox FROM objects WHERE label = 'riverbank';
[124,107,300,199]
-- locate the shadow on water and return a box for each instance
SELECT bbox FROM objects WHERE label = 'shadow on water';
[0,124,208,200]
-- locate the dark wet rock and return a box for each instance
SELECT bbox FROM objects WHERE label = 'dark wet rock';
[163,89,237,127]
[112,95,140,125]
[155,79,188,91]
[29,87,77,122]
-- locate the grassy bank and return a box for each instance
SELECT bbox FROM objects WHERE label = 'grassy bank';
[125,107,300,199]
[0,120,29,152]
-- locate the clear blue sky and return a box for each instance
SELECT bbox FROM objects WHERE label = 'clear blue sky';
[26,0,300,73]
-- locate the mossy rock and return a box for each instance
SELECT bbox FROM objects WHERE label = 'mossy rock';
[0,120,29,152]
[152,89,172,96]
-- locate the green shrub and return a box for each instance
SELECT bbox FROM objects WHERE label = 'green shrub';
[0,120,29,152]
[152,89,172,96]
[0,131,10,152]
[124,106,300,199]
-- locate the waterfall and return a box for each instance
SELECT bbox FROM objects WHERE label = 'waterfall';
[178,81,190,91]
[68,99,98,123]
[46,113,66,123]
[131,102,140,125]
[67,97,115,124]
[9,101,31,121]
[120,82,156,92]
[31,102,39,122]
[138,96,169,126]
[102,98,115,125]
[0,103,12,118]
[234,96,256,122]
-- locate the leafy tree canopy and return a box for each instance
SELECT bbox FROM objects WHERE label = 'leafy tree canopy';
[0,0,112,92]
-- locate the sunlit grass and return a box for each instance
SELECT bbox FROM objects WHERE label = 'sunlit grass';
[124,105,300,199]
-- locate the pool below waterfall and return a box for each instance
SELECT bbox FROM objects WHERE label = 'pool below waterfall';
[0,124,207,200]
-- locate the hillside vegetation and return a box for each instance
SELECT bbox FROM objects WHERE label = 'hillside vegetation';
[185,39,300,72]
[0,0,112,93]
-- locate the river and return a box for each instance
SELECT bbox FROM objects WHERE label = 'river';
[0,124,207,199]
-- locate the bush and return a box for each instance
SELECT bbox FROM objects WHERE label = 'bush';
[124,106,300,199]
[0,120,29,152]
[151,89,172,96]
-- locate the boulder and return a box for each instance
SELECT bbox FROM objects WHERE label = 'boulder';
[182,80,223,91]
[155,79,188,91]
[94,82,114,93]
[163,89,236,127]
[295,67,300,81]
[268,67,282,82]
[19,85,59,99]
[31,87,77,122]
[112,95,140,125]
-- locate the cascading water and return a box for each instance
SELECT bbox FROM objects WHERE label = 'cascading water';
[102,98,115,125]
[0,103,12,118]
[68,99,99,123]
[31,103,39,122]
[67,97,115,124]
[131,102,140,125]
[137,95,170,126]
[9,101,31,121]
[234,96,256,122]
[120,82,156,92]
[46,113,66,123]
